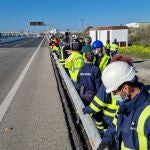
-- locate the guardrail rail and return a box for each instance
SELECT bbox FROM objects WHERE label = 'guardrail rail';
[52,53,102,150]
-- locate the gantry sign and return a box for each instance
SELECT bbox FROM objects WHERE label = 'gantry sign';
[29,21,46,26]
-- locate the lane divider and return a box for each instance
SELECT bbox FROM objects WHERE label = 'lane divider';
[0,38,45,122]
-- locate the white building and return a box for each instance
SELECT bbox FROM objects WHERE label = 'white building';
[126,22,150,28]
[89,26,128,47]
[49,28,58,34]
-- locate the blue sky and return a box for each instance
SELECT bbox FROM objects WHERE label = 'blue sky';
[0,0,150,32]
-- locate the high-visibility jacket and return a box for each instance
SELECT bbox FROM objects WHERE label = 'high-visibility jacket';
[104,42,111,49]
[82,84,119,130]
[59,45,69,65]
[98,54,110,72]
[51,45,59,51]
[110,43,118,52]
[49,39,54,46]
[102,86,150,150]
[65,51,84,82]
[90,84,119,125]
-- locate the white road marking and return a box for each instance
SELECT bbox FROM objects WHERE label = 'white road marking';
[0,38,45,122]
[14,44,19,47]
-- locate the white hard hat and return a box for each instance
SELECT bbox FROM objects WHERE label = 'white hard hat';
[102,61,135,93]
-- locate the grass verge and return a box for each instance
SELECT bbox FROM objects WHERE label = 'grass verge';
[119,45,150,59]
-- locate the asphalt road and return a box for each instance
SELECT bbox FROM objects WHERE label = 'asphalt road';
[0,37,72,150]
[0,37,44,105]
[133,58,150,86]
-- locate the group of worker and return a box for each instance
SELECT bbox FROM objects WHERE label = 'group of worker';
[104,39,119,57]
[49,34,150,150]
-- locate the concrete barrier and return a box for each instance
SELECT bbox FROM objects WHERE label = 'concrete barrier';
[0,37,25,44]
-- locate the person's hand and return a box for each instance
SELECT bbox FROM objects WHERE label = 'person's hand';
[82,107,87,114]
[82,106,92,114]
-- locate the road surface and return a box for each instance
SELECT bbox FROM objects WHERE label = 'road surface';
[0,37,72,150]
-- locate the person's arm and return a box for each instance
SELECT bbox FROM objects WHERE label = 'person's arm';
[145,117,150,149]
[75,69,82,91]
[137,110,150,149]
[98,124,116,150]
[83,84,108,114]
[93,67,102,91]
[82,105,94,114]
[64,54,73,68]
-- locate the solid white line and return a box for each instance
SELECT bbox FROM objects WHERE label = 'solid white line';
[0,38,45,122]
[46,36,49,41]
[15,44,19,47]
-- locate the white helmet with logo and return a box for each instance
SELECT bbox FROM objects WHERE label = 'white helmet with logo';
[102,61,135,93]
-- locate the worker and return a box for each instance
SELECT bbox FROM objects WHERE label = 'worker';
[110,38,118,57]
[51,38,59,49]
[62,32,70,45]
[104,39,111,56]
[98,61,150,150]
[79,37,85,47]
[82,55,133,135]
[49,35,55,46]
[76,52,102,106]
[51,37,60,57]
[81,36,92,60]
[65,42,84,83]
[58,44,70,65]
[92,40,111,72]
[73,35,80,43]
[82,83,118,134]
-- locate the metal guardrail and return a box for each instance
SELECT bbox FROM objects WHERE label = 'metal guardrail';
[53,54,101,150]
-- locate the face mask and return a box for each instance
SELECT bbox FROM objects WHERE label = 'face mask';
[92,50,97,55]
[114,95,124,103]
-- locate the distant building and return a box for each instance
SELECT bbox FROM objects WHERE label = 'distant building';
[89,26,128,47]
[49,28,58,34]
[126,22,150,28]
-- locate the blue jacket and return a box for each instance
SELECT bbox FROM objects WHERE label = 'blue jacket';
[102,86,150,150]
[83,84,119,126]
[77,63,101,92]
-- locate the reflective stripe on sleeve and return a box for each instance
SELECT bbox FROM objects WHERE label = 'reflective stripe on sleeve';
[103,110,116,117]
[95,121,103,125]
[94,96,107,107]
[90,103,100,112]
[112,117,117,126]
[96,126,104,130]
[121,141,133,150]
[137,105,150,150]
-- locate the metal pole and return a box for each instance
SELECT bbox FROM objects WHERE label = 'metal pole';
[81,19,84,32]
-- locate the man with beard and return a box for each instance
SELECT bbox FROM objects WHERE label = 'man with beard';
[98,61,150,150]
